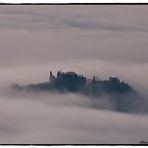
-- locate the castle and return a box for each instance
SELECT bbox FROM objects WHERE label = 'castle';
[48,71,131,94]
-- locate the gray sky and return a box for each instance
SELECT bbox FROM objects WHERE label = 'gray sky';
[0,5,148,66]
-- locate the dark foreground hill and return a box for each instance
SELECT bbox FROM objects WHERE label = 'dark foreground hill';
[12,71,147,113]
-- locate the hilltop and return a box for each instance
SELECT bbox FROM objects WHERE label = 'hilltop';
[12,71,147,113]
[13,71,133,94]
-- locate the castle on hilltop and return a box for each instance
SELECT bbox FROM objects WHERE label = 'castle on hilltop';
[12,70,132,96]
[48,71,131,94]
[11,70,146,113]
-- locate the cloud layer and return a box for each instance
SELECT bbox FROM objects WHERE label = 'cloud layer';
[0,5,148,144]
[0,93,148,144]
[0,5,148,67]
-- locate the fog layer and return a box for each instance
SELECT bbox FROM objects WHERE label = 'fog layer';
[0,5,148,144]
[0,93,148,144]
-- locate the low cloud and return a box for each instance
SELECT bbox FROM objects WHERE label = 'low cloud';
[0,6,148,67]
[0,93,148,144]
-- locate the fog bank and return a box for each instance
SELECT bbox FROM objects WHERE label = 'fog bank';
[0,93,148,144]
[0,5,148,144]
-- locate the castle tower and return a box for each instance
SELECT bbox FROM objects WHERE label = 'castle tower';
[49,71,55,83]
[50,71,52,78]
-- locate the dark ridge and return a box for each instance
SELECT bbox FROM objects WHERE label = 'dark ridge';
[12,71,147,113]
[13,70,133,94]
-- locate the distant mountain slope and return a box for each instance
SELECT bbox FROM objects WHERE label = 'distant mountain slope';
[12,71,147,113]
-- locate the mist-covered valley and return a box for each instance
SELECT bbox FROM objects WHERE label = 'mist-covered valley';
[0,5,148,144]
[0,61,148,144]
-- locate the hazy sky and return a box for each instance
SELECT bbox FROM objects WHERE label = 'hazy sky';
[0,5,148,66]
[0,5,148,144]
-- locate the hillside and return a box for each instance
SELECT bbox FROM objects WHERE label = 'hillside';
[12,71,147,113]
